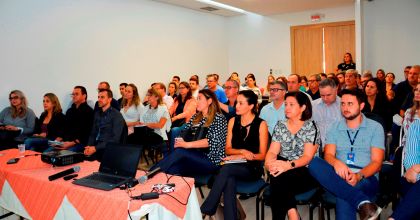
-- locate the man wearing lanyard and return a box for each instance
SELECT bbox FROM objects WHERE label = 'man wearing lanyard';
[308,89,384,220]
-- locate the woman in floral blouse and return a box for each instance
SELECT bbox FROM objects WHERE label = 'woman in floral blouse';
[265,91,320,220]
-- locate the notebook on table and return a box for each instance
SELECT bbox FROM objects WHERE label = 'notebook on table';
[73,143,142,191]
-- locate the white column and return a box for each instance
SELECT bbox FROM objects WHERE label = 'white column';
[355,0,363,72]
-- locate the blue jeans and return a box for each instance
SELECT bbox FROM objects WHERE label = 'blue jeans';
[391,178,420,219]
[168,124,187,155]
[151,148,218,177]
[308,157,378,220]
[24,137,49,152]
[44,143,85,153]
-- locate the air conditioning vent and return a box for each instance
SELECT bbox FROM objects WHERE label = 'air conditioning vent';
[200,6,219,11]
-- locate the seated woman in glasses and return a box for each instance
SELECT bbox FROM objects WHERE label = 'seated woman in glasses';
[201,90,268,219]
[0,90,36,148]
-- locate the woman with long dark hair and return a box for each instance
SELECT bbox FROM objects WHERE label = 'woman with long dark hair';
[362,78,392,131]
[201,90,268,219]
[153,89,227,176]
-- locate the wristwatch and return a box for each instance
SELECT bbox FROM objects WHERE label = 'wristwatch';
[357,172,365,181]
[289,160,295,168]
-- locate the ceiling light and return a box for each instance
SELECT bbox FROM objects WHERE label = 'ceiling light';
[196,0,247,14]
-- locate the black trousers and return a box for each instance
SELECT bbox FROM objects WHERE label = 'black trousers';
[201,163,261,220]
[270,166,318,220]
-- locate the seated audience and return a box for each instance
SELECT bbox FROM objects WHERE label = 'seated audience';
[392,65,419,116]
[342,69,363,93]
[265,91,320,220]
[362,78,392,131]
[168,82,178,99]
[206,74,228,103]
[385,72,396,101]
[260,80,286,136]
[219,79,239,121]
[320,73,327,81]
[45,86,93,152]
[288,74,312,101]
[299,76,309,92]
[389,108,420,220]
[152,89,227,177]
[84,89,125,159]
[336,52,356,72]
[306,74,321,100]
[24,93,66,152]
[172,75,180,85]
[117,83,127,106]
[312,79,342,148]
[361,70,373,88]
[169,81,196,128]
[153,82,174,110]
[189,76,200,99]
[133,88,171,149]
[94,81,120,111]
[376,69,386,82]
[120,84,145,142]
[168,82,197,152]
[263,74,276,97]
[401,82,420,147]
[244,73,262,104]
[336,71,346,91]
[308,89,383,220]
[0,90,36,148]
[201,90,268,219]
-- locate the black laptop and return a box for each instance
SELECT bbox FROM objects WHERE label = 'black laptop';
[73,143,142,191]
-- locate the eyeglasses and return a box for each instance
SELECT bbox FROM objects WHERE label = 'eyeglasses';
[269,88,285,92]
[224,86,237,90]
[178,87,187,90]
[9,96,19,100]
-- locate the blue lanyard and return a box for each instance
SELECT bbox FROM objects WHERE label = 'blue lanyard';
[346,129,359,152]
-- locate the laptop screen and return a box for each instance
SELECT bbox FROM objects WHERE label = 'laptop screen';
[99,143,142,178]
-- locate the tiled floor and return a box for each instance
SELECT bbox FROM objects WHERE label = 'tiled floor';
[196,187,393,220]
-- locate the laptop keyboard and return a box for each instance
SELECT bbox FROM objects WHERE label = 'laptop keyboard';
[85,174,126,184]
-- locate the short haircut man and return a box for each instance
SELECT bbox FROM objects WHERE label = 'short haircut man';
[306,74,321,100]
[312,79,342,147]
[308,89,384,220]
[189,77,199,99]
[63,86,94,152]
[94,82,120,111]
[84,89,126,160]
[260,80,287,135]
[287,74,301,92]
[220,79,239,121]
[172,76,180,84]
[361,71,373,87]
[118,83,128,105]
[206,74,227,103]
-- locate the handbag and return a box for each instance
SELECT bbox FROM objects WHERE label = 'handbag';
[180,124,208,142]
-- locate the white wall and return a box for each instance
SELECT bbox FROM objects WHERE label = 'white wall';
[0,0,228,114]
[226,5,355,86]
[362,0,420,82]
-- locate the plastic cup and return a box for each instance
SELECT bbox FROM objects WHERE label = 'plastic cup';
[18,144,25,157]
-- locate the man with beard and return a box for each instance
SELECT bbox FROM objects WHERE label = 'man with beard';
[308,89,384,220]
[84,89,125,160]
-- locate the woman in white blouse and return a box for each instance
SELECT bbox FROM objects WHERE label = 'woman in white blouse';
[120,84,144,141]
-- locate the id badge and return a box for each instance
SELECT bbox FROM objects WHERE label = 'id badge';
[346,152,355,165]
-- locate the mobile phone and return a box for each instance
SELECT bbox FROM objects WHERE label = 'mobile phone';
[7,158,20,164]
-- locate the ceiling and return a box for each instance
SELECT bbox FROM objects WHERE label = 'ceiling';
[153,0,355,17]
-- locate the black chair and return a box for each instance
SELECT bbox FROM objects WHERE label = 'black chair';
[236,178,268,220]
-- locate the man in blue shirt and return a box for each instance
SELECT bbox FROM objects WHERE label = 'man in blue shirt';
[312,79,342,148]
[260,80,286,136]
[206,74,227,103]
[308,89,384,220]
